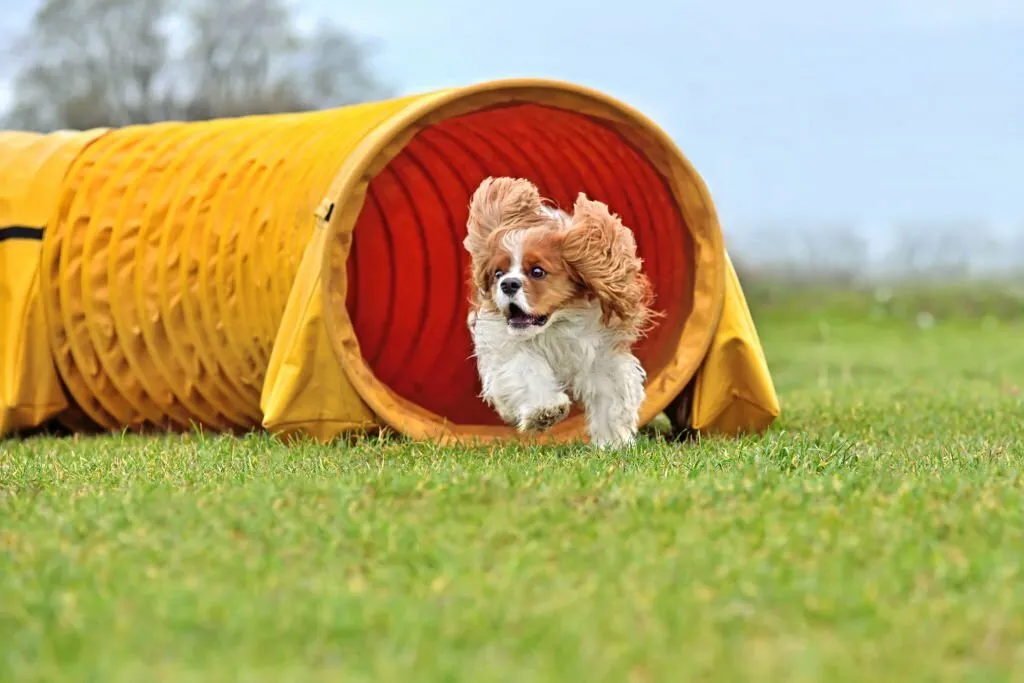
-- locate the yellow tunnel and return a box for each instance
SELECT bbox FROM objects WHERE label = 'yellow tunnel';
[0,78,779,444]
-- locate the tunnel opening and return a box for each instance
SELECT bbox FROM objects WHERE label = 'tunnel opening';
[341,102,697,432]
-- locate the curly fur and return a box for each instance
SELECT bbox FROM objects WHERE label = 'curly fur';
[561,193,659,337]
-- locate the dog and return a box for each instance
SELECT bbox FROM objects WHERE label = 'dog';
[463,177,658,448]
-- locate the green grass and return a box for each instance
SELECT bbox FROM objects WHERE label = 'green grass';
[3,287,1024,682]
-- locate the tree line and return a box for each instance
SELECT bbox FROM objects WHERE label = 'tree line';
[2,0,391,131]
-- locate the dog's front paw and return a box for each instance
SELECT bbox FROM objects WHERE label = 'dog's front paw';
[518,393,571,433]
[589,423,638,450]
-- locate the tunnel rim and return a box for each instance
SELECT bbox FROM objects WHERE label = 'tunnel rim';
[320,78,726,444]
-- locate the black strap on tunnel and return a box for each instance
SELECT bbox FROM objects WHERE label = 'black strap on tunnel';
[0,226,44,243]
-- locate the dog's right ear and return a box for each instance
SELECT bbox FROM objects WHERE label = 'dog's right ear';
[463,176,544,256]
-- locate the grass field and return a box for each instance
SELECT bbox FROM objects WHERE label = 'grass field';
[3,284,1024,682]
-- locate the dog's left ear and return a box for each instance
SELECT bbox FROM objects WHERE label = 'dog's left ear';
[562,193,655,330]
[463,177,544,257]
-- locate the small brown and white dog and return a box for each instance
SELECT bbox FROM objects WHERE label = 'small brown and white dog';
[463,177,658,448]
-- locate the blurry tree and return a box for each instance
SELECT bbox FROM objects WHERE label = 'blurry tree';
[2,0,390,131]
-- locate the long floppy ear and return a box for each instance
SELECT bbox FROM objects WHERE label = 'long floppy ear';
[562,193,657,332]
[463,176,544,258]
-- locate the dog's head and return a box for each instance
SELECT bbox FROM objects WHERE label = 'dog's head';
[464,178,656,338]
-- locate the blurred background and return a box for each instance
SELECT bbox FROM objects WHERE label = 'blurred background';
[2,0,1021,297]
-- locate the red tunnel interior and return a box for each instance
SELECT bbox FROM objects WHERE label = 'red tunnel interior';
[345,103,695,426]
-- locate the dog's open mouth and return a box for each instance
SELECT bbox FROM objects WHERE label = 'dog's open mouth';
[506,303,548,329]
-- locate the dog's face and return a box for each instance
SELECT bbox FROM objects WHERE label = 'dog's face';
[481,225,584,336]
[463,176,657,339]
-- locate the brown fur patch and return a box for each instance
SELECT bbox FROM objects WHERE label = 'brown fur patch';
[561,193,660,334]
[517,228,586,316]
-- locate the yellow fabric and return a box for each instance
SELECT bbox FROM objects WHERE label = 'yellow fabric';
[690,253,780,435]
[0,129,106,436]
[260,200,378,440]
[36,104,411,433]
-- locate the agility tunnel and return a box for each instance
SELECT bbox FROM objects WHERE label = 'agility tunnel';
[0,78,779,444]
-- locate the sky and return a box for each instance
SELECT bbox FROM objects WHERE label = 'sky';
[2,0,1022,244]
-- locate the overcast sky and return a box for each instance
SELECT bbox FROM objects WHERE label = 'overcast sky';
[1,0,1021,233]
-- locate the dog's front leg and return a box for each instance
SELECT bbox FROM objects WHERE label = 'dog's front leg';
[479,348,570,433]
[575,351,647,448]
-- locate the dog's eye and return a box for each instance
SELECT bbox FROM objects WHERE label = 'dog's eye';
[529,266,546,279]
[494,269,504,279]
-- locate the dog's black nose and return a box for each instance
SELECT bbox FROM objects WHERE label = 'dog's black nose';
[500,278,522,295]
